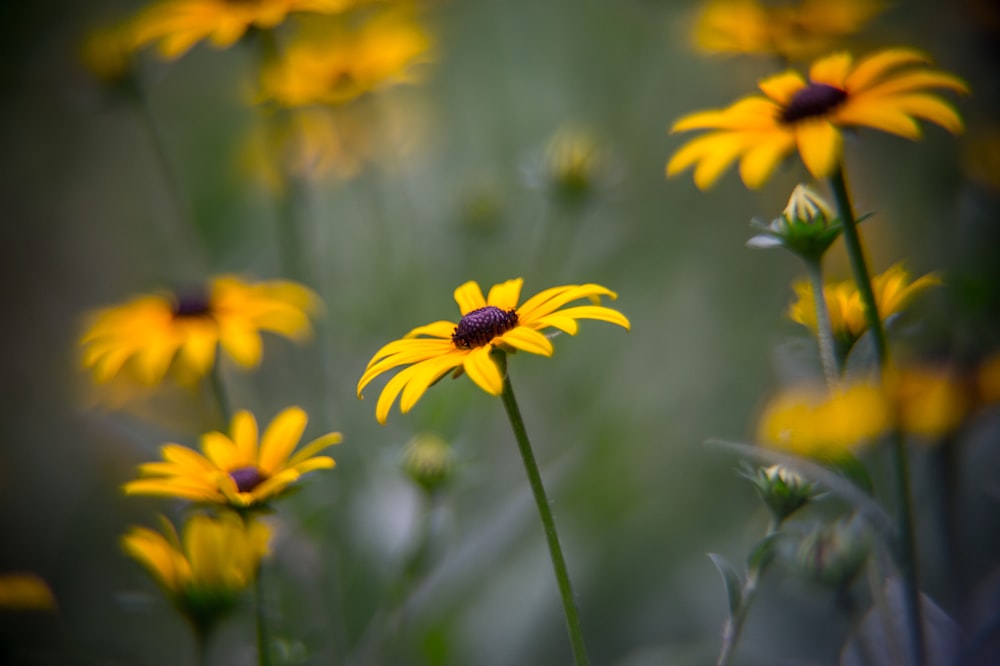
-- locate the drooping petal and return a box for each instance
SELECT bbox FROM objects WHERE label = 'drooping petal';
[835,99,922,139]
[795,120,842,178]
[462,347,504,395]
[893,94,965,134]
[498,326,554,355]
[846,48,928,91]
[287,432,342,467]
[860,70,969,98]
[739,133,796,188]
[518,284,618,323]
[400,352,467,413]
[218,325,263,367]
[404,321,457,339]
[358,339,454,397]
[692,132,760,190]
[535,305,633,332]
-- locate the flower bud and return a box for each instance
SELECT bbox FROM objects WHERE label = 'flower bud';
[748,184,843,261]
[795,516,869,590]
[742,464,817,523]
[402,433,455,495]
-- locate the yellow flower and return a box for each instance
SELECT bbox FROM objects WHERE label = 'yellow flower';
[0,573,56,611]
[693,0,885,61]
[125,407,340,508]
[129,0,365,60]
[358,279,631,423]
[758,381,891,457]
[258,11,432,107]
[788,263,941,346]
[80,275,318,386]
[667,47,968,189]
[122,513,270,622]
[883,365,969,438]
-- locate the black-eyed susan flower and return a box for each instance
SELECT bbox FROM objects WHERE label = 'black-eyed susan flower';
[80,275,318,386]
[758,381,891,458]
[258,10,432,108]
[667,47,968,189]
[128,0,367,60]
[788,263,941,349]
[693,0,885,61]
[0,573,56,611]
[124,407,340,508]
[357,278,630,424]
[122,513,270,629]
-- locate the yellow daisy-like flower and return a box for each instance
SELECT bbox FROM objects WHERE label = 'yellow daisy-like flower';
[788,263,941,346]
[129,0,366,60]
[883,365,969,439]
[667,47,968,189]
[693,0,885,61]
[80,275,318,386]
[123,513,270,621]
[124,407,340,508]
[357,279,631,424]
[758,381,891,458]
[258,10,432,108]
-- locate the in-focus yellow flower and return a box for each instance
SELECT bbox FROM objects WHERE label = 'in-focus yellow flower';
[667,47,967,189]
[259,10,432,108]
[123,513,270,624]
[358,279,631,423]
[883,365,969,438]
[693,0,884,61]
[125,407,340,508]
[0,573,56,611]
[758,381,891,457]
[788,263,941,347]
[80,275,318,386]
[129,0,366,60]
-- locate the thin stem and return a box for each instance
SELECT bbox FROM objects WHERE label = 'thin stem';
[207,361,232,427]
[716,517,779,666]
[494,352,590,666]
[804,257,841,385]
[254,568,273,666]
[828,164,925,666]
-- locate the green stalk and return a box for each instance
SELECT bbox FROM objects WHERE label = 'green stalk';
[208,361,232,427]
[716,517,779,666]
[803,257,841,385]
[828,165,925,666]
[494,351,590,666]
[254,568,273,666]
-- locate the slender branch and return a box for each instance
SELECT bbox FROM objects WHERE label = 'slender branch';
[803,257,841,385]
[828,164,925,666]
[254,568,273,666]
[494,351,590,666]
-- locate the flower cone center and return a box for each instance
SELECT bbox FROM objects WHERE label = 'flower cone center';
[229,466,268,493]
[451,306,519,349]
[780,83,848,124]
[172,291,214,319]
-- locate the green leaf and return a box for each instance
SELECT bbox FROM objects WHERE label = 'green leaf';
[707,552,743,618]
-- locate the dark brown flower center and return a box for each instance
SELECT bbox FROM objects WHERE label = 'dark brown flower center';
[779,83,848,124]
[229,466,267,493]
[451,306,519,349]
[171,290,213,319]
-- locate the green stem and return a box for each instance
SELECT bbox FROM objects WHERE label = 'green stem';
[494,351,590,666]
[716,517,779,666]
[804,257,841,385]
[254,568,273,666]
[828,164,925,666]
[208,361,232,427]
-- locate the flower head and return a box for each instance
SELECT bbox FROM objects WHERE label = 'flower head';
[741,464,818,523]
[80,275,318,386]
[748,184,842,259]
[667,47,968,189]
[883,364,970,439]
[788,263,941,349]
[124,407,340,508]
[758,381,891,458]
[128,0,367,60]
[123,513,270,627]
[258,10,432,108]
[358,279,630,423]
[693,0,885,61]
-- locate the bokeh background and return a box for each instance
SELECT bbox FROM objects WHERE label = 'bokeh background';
[3,0,1000,664]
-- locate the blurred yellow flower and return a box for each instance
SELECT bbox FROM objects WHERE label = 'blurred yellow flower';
[788,263,941,346]
[758,381,891,457]
[358,279,630,423]
[80,275,318,386]
[129,0,366,60]
[81,23,137,84]
[259,11,432,107]
[125,407,340,508]
[0,573,56,611]
[122,513,270,622]
[667,48,967,189]
[883,365,969,438]
[693,0,884,60]
[978,353,1000,404]
[541,126,605,199]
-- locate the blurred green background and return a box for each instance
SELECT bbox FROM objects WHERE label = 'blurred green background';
[2,0,1000,664]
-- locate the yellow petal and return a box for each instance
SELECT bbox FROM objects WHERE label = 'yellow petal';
[537,305,632,332]
[357,340,453,397]
[287,432,342,467]
[846,48,928,91]
[795,120,842,178]
[486,278,524,310]
[404,321,457,339]
[739,134,796,188]
[453,281,486,315]
[258,407,308,472]
[400,353,466,413]
[462,347,504,395]
[219,326,263,367]
[497,327,554,355]
[201,432,241,469]
[759,71,807,106]
[809,52,853,88]
[894,94,965,134]
[231,410,260,462]
[835,99,922,139]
